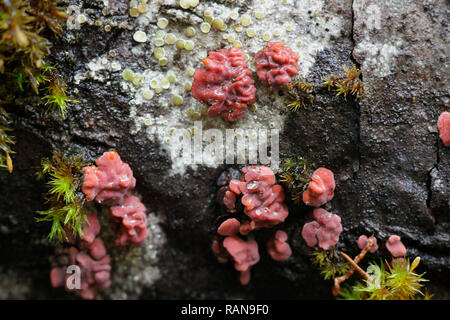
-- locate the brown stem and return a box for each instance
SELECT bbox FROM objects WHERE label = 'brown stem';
[332,237,374,296]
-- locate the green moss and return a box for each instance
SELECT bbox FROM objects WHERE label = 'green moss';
[0,0,72,172]
[339,257,432,300]
[36,151,88,243]
[284,79,315,111]
[310,247,350,280]
[278,157,314,204]
[322,64,364,100]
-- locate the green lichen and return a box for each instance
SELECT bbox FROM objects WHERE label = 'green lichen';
[36,151,88,243]
[339,257,432,300]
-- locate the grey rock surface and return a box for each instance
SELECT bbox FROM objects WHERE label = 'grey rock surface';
[0,0,448,299]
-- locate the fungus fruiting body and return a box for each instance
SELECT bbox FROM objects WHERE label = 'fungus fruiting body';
[266,230,292,262]
[191,47,256,122]
[50,214,111,300]
[228,166,289,229]
[255,42,299,91]
[110,195,149,246]
[385,235,406,257]
[222,236,260,286]
[437,111,450,147]
[82,151,136,206]
[82,151,149,246]
[302,168,335,207]
[357,235,378,253]
[301,208,343,250]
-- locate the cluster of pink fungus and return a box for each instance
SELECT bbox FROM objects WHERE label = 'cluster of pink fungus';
[191,47,256,122]
[385,235,407,258]
[213,166,292,285]
[437,111,450,147]
[82,151,149,246]
[301,208,343,250]
[191,42,299,121]
[302,168,335,207]
[50,214,111,300]
[255,41,300,91]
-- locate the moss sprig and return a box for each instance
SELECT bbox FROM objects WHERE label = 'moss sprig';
[322,64,364,100]
[0,0,73,172]
[310,247,350,280]
[339,257,432,300]
[278,157,314,204]
[284,78,315,111]
[36,150,88,242]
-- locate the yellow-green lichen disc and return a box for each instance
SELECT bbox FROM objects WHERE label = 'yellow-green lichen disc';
[122,68,134,81]
[142,89,154,100]
[155,30,166,38]
[132,74,143,86]
[159,57,169,66]
[167,72,176,83]
[133,30,147,43]
[193,113,201,120]
[154,38,165,47]
[155,87,163,93]
[185,26,196,37]
[150,79,159,89]
[263,33,271,41]
[200,22,211,33]
[211,18,224,30]
[130,8,140,17]
[154,47,165,59]
[184,81,192,91]
[219,24,227,32]
[286,24,293,32]
[201,106,208,116]
[187,108,195,116]
[273,29,281,37]
[240,14,251,27]
[227,35,234,43]
[157,17,169,29]
[189,0,199,7]
[173,94,183,106]
[161,78,170,89]
[137,3,147,13]
[184,40,195,51]
[255,11,264,19]
[230,10,239,20]
[180,0,190,9]
[176,39,185,49]
[187,68,195,77]
[203,10,212,18]
[165,33,177,45]
[233,40,242,48]
[234,24,243,33]
[144,119,151,126]
[246,28,256,38]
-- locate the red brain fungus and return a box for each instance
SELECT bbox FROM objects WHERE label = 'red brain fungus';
[255,41,299,91]
[191,47,256,122]
[438,111,450,147]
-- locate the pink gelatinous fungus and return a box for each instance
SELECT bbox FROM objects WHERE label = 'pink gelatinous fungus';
[357,235,379,253]
[110,195,149,246]
[50,240,111,300]
[255,42,299,91]
[218,218,241,236]
[437,111,450,147]
[386,235,407,257]
[223,236,260,286]
[267,230,292,262]
[191,47,256,122]
[302,167,335,207]
[301,208,342,250]
[82,151,136,206]
[234,166,289,228]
